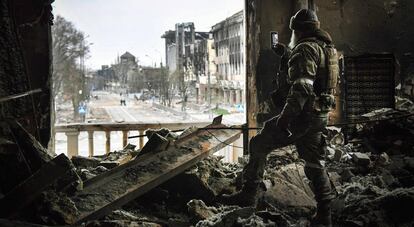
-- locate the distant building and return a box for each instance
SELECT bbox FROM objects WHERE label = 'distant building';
[162,23,210,99]
[95,65,116,90]
[195,34,217,104]
[211,10,245,105]
[95,52,140,92]
[120,51,136,64]
[161,12,245,107]
[140,66,164,94]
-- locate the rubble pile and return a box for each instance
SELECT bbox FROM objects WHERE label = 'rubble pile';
[324,107,414,227]
[0,106,414,226]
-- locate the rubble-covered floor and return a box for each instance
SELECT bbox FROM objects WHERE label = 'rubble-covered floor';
[1,100,414,227]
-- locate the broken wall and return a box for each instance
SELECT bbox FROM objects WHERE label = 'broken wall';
[12,0,53,147]
[246,0,414,137]
[0,0,53,146]
[0,0,53,193]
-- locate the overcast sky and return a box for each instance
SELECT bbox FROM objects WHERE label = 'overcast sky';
[53,0,243,70]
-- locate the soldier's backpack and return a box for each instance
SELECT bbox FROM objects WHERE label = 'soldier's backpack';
[314,42,339,95]
[313,42,340,112]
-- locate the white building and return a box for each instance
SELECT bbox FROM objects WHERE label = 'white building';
[211,10,245,105]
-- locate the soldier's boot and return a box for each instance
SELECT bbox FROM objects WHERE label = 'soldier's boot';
[219,132,270,207]
[304,166,334,227]
[311,200,332,227]
[218,183,260,207]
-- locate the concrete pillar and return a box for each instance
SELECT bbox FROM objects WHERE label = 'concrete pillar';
[65,131,80,158]
[139,130,145,149]
[232,135,243,163]
[88,131,94,157]
[122,130,128,148]
[105,131,111,154]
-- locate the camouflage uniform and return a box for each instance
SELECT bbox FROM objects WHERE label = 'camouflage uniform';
[219,8,336,227]
[242,38,334,205]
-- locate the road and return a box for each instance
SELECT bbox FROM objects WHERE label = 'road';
[89,91,244,124]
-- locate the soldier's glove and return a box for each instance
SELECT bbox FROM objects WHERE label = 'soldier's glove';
[314,93,335,112]
[272,43,288,57]
[318,93,336,112]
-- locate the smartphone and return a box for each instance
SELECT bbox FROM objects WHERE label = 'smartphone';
[270,31,278,49]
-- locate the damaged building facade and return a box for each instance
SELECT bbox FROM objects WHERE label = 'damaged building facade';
[162,23,210,100]
[0,0,414,227]
[162,11,246,107]
[211,10,245,106]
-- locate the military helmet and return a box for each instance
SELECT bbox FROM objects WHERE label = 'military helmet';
[290,9,320,32]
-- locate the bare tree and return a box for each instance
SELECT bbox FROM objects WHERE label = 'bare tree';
[160,66,173,107]
[52,15,90,120]
[172,68,191,112]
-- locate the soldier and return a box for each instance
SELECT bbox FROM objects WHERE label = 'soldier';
[220,9,338,227]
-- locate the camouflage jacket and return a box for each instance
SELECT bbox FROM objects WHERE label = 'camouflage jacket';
[277,38,329,129]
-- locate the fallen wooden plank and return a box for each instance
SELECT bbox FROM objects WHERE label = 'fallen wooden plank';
[0,154,74,218]
[71,123,241,224]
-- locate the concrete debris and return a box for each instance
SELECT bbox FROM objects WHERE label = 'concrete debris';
[30,191,79,225]
[2,106,414,227]
[187,199,217,221]
[72,148,138,175]
[262,177,316,217]
[85,220,162,227]
[351,152,371,166]
[139,133,170,156]
[72,156,101,169]
[196,207,255,227]
[0,154,80,218]
[396,96,414,111]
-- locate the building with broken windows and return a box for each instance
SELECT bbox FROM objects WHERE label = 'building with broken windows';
[194,34,217,105]
[162,11,245,107]
[162,23,210,100]
[211,10,245,106]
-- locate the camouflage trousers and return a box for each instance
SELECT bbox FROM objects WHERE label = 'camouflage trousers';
[242,114,334,203]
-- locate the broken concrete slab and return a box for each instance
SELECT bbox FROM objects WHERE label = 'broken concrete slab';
[0,154,77,218]
[31,191,79,225]
[69,123,241,224]
[262,177,316,217]
[351,152,371,166]
[187,199,217,221]
[138,133,169,156]
[268,163,314,199]
[71,156,101,169]
[98,161,119,169]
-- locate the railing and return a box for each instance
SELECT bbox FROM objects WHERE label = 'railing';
[54,122,243,162]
